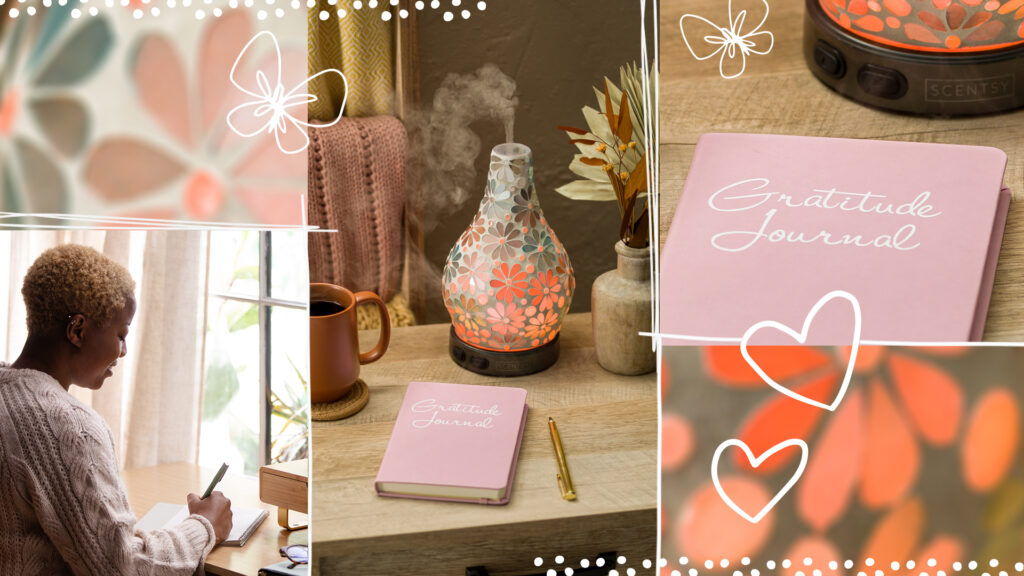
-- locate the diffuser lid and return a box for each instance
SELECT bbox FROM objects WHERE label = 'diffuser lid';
[818,0,1024,53]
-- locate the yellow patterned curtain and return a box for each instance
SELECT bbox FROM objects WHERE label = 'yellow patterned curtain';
[308,0,395,120]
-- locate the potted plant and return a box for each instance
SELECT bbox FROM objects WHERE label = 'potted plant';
[557,62,655,375]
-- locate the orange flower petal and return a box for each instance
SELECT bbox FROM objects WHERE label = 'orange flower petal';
[962,387,1020,493]
[676,477,774,564]
[782,536,843,576]
[662,413,695,471]
[858,497,923,573]
[1000,0,1024,13]
[883,0,912,16]
[860,378,920,509]
[914,346,968,356]
[837,345,884,374]
[855,15,886,31]
[798,387,863,532]
[888,353,963,446]
[703,346,831,387]
[735,371,837,474]
[911,535,963,575]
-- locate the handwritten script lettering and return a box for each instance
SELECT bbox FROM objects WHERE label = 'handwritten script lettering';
[706,178,942,252]
[411,398,501,430]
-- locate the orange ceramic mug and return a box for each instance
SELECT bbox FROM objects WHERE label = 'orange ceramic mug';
[309,283,391,403]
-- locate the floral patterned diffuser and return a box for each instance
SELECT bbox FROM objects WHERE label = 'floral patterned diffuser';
[443,143,575,376]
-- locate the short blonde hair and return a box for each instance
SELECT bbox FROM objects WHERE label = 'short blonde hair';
[22,244,136,334]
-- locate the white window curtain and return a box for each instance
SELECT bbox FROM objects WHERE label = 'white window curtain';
[0,230,209,470]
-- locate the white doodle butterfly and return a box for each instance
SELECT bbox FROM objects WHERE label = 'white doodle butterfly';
[226,31,347,155]
[679,0,775,80]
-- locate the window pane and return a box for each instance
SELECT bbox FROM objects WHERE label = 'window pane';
[199,297,261,476]
[269,230,307,302]
[269,305,309,464]
[207,230,260,298]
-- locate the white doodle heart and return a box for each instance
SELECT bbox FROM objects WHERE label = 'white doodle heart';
[711,438,808,524]
[740,290,861,412]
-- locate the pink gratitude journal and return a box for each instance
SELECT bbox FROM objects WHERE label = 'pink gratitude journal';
[375,381,529,505]
[660,133,1010,344]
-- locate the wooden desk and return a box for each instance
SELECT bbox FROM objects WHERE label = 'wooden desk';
[658,0,1024,341]
[123,462,308,576]
[311,313,657,576]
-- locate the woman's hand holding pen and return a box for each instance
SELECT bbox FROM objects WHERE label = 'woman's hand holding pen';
[187,492,233,544]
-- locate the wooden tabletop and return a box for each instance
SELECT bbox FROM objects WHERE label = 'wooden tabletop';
[658,0,1024,341]
[122,462,308,576]
[311,313,658,575]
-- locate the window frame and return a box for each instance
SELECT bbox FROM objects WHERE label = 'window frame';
[206,231,306,467]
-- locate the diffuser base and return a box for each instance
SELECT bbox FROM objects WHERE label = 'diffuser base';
[449,328,560,377]
[804,0,1024,116]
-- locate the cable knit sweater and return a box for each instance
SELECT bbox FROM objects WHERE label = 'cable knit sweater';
[0,364,216,575]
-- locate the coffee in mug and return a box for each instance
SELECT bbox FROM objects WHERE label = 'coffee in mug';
[309,283,391,404]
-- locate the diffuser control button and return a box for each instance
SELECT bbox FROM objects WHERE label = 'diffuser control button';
[470,356,489,371]
[857,64,908,99]
[813,41,845,78]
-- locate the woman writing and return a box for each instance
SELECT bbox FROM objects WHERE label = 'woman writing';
[0,244,233,575]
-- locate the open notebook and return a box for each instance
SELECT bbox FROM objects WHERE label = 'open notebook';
[136,502,268,547]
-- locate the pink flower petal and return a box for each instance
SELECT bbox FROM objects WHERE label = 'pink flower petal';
[84,138,187,201]
[132,34,192,147]
[233,187,304,225]
[198,9,253,135]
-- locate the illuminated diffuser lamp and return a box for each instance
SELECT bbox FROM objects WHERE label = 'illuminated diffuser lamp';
[804,0,1024,115]
[443,143,575,377]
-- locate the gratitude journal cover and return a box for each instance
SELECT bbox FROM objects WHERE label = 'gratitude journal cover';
[660,133,1009,344]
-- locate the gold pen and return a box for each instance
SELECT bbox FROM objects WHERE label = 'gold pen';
[548,417,576,501]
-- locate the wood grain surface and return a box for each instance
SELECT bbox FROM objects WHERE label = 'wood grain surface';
[122,462,307,576]
[260,459,309,515]
[658,0,1024,341]
[310,313,658,576]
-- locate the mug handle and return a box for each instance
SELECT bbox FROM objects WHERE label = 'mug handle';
[353,291,391,364]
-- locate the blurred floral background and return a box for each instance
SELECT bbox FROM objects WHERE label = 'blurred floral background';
[662,346,1024,575]
[0,4,304,224]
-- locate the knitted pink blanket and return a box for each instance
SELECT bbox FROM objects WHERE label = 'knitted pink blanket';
[308,117,407,300]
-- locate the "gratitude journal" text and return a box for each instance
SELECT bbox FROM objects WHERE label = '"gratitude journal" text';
[706,178,942,252]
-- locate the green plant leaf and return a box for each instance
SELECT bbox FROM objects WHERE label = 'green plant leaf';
[555,180,617,201]
[203,358,240,421]
[984,479,1024,533]
[233,265,259,282]
[227,304,258,333]
[227,415,260,475]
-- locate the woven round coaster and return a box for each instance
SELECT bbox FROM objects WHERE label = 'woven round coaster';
[311,379,369,421]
